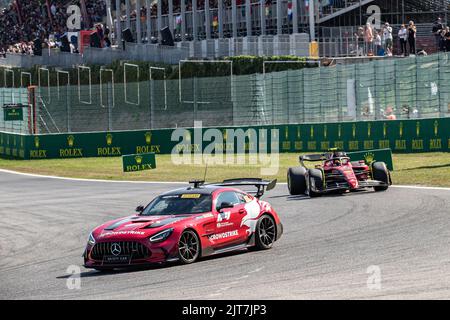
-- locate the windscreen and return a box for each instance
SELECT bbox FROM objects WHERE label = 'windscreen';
[141,194,212,216]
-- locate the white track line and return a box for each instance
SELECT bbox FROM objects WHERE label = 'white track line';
[0,168,185,184]
[1,168,450,191]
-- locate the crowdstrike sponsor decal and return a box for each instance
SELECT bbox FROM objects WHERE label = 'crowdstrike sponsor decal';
[99,230,145,238]
[208,230,238,241]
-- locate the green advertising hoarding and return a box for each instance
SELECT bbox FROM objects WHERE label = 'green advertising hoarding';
[1,117,449,160]
[3,104,24,121]
[123,153,156,172]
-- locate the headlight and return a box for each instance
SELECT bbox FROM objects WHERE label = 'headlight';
[149,228,174,243]
[88,232,96,246]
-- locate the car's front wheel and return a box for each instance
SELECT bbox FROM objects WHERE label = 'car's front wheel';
[178,230,200,264]
[254,215,276,250]
[306,169,323,198]
[287,166,307,195]
[372,161,390,191]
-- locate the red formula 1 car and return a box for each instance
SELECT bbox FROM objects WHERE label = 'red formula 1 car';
[83,179,282,270]
[287,149,391,197]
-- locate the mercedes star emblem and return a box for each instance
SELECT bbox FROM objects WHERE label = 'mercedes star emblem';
[111,243,121,256]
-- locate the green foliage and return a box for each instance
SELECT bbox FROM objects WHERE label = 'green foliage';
[0,55,318,86]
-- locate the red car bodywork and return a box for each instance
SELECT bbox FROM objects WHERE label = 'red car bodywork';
[321,158,370,190]
[83,184,283,268]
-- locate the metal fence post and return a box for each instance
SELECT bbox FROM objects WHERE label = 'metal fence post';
[66,82,71,133]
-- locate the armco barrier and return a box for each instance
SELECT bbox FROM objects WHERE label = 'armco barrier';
[1,118,449,160]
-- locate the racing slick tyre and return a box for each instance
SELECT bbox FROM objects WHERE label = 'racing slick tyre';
[178,229,201,264]
[306,169,323,198]
[254,214,276,250]
[372,161,390,192]
[287,167,307,195]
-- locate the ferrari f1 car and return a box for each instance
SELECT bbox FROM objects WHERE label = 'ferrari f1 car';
[83,178,282,270]
[287,149,392,197]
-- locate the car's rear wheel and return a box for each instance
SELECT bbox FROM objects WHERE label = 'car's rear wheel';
[255,215,276,250]
[372,162,390,191]
[287,167,307,195]
[307,169,323,198]
[178,230,200,264]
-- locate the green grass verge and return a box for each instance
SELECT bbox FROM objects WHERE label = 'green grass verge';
[0,153,449,187]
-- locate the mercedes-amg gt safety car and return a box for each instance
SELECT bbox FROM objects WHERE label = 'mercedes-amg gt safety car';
[83,178,282,270]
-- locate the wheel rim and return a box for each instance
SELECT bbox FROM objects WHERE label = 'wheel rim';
[259,216,276,247]
[178,231,199,262]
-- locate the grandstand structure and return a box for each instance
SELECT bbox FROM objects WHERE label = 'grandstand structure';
[0,0,447,67]
[116,0,449,47]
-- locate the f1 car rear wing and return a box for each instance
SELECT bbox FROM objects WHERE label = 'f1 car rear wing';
[299,154,326,167]
[214,178,277,198]
[189,178,277,198]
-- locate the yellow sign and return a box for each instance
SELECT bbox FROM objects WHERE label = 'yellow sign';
[106,133,113,146]
[181,194,201,199]
[67,135,74,147]
[145,132,152,145]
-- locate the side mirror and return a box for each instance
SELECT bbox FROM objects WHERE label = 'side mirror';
[217,202,234,212]
[135,205,144,214]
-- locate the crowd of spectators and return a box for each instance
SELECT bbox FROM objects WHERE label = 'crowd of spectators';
[433,17,450,53]
[356,17,450,57]
[0,0,106,55]
[356,20,419,57]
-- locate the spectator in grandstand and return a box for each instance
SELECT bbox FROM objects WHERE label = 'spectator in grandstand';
[444,26,450,52]
[408,21,417,55]
[383,106,397,120]
[382,22,393,56]
[364,22,374,56]
[104,26,111,48]
[398,24,408,56]
[432,17,444,50]
[374,30,383,56]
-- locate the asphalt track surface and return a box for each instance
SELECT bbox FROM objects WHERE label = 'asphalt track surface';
[0,170,449,299]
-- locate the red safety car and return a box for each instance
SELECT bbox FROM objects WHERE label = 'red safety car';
[287,149,391,197]
[83,179,282,270]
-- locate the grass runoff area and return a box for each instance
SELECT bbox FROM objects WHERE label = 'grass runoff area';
[0,153,450,187]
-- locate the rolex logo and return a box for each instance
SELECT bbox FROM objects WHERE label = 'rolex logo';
[352,124,356,138]
[34,137,40,149]
[383,123,387,138]
[416,122,420,137]
[106,134,113,146]
[434,120,439,136]
[145,132,152,145]
[364,152,375,164]
[135,155,143,164]
[185,131,191,142]
[67,135,75,147]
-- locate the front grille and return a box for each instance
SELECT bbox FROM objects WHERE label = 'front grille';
[90,241,150,260]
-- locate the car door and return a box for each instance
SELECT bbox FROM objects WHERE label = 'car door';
[210,191,247,248]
